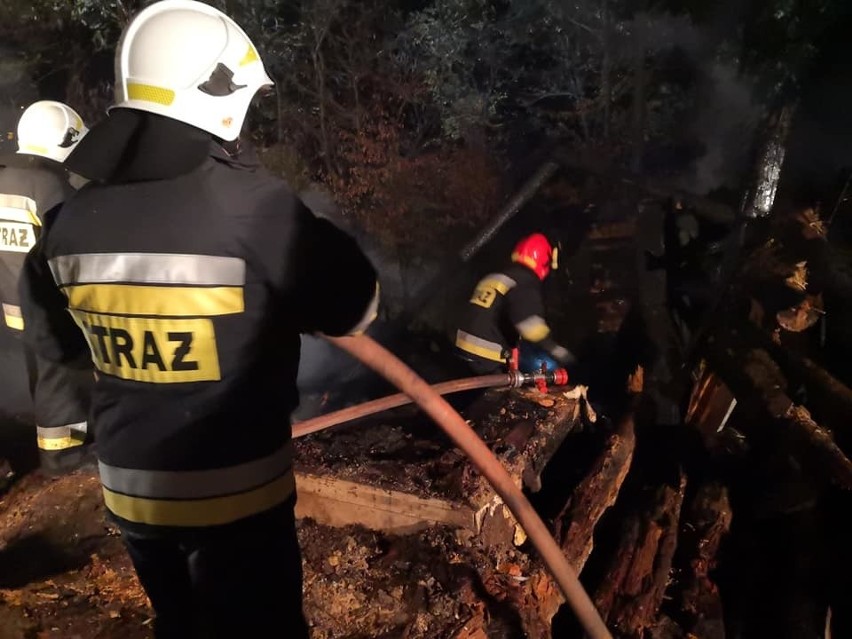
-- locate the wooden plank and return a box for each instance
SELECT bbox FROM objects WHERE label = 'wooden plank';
[294,388,580,545]
[295,472,477,535]
[685,365,737,437]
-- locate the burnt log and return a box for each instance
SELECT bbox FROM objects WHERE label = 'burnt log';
[555,411,636,571]
[735,321,852,453]
[703,328,852,489]
[672,481,732,639]
[741,104,796,219]
[594,471,688,638]
[478,567,563,639]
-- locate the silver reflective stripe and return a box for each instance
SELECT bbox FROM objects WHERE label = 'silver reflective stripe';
[485,273,517,290]
[37,422,88,439]
[0,194,38,224]
[98,441,294,500]
[2,303,21,318]
[515,315,551,341]
[456,330,505,354]
[49,253,246,287]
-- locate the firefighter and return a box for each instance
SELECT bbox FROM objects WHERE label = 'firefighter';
[454,233,577,375]
[1,100,93,477]
[18,2,378,637]
[646,198,732,343]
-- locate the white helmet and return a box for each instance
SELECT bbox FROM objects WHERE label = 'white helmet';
[113,0,273,141]
[17,101,88,163]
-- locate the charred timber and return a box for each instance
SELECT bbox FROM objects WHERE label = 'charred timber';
[742,104,796,219]
[593,471,688,638]
[555,409,636,572]
[736,320,852,453]
[703,328,852,489]
[671,480,732,639]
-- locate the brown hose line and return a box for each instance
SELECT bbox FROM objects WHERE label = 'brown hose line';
[323,334,612,639]
[293,374,511,439]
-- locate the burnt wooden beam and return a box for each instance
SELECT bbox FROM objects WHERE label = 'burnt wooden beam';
[294,472,477,534]
[555,411,636,572]
[703,328,852,489]
[672,480,732,639]
[594,471,688,638]
[294,389,581,543]
[736,320,852,452]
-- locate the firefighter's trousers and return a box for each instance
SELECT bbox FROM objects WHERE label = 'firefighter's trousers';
[120,499,308,639]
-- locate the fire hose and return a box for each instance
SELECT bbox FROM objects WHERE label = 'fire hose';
[322,334,612,639]
[292,369,567,439]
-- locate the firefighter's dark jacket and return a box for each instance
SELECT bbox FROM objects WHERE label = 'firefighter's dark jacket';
[1,153,71,333]
[455,262,565,363]
[19,110,379,532]
[2,154,91,457]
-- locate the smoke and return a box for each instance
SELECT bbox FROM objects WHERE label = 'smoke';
[629,11,763,195]
[687,62,762,195]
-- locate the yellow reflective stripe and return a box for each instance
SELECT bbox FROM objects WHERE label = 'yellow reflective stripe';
[3,304,24,330]
[481,277,512,296]
[239,44,260,66]
[127,83,176,106]
[38,436,85,451]
[455,330,506,363]
[18,144,51,157]
[516,315,551,342]
[37,424,87,450]
[102,471,295,527]
[70,311,222,384]
[65,284,244,317]
[0,221,36,253]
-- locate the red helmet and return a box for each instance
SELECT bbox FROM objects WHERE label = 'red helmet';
[512,233,557,280]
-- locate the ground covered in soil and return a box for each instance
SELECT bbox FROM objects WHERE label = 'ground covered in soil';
[0,469,529,639]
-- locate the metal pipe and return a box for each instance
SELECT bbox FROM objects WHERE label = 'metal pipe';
[323,334,612,639]
[292,374,511,438]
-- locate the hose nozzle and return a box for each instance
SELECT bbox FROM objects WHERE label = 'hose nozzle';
[509,368,569,391]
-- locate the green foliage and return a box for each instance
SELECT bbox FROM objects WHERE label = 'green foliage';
[0,0,843,259]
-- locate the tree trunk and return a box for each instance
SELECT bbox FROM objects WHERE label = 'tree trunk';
[630,51,648,173]
[600,0,612,141]
[311,38,335,179]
